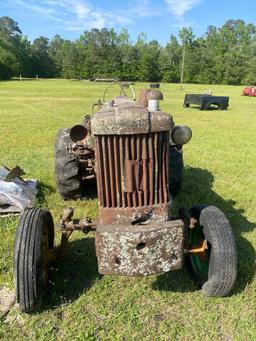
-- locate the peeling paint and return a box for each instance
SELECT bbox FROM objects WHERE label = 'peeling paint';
[92,95,184,277]
[91,98,174,135]
[96,220,184,276]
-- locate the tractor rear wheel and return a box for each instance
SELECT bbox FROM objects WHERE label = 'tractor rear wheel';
[169,146,183,196]
[55,128,82,200]
[13,208,55,312]
[187,205,237,297]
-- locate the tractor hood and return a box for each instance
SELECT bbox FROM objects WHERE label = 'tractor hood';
[91,96,174,135]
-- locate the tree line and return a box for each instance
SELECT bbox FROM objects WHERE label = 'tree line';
[1,16,256,85]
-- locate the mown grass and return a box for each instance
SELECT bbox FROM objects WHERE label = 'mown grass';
[0,79,255,340]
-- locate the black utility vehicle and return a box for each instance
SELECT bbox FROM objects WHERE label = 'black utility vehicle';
[184,94,229,110]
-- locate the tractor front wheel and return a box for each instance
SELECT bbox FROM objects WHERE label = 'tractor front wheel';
[187,205,237,297]
[13,208,55,312]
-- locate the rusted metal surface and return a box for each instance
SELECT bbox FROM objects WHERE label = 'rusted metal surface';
[92,99,103,113]
[94,131,170,225]
[95,219,184,275]
[91,95,185,276]
[60,207,96,232]
[147,89,163,101]
[69,131,95,152]
[138,89,163,107]
[67,116,96,180]
[59,207,96,257]
[138,89,150,107]
[98,204,170,225]
[60,218,96,232]
[92,97,180,281]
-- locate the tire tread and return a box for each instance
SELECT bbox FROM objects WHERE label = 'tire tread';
[13,208,54,312]
[199,206,237,297]
[55,128,82,200]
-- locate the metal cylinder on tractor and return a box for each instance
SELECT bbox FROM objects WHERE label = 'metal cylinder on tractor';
[13,83,237,312]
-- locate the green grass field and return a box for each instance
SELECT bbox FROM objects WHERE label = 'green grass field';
[0,79,255,340]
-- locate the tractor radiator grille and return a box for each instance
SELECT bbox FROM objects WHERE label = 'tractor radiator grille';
[95,132,169,208]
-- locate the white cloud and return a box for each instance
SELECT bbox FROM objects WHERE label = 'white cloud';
[71,2,91,20]
[8,0,65,23]
[122,0,160,19]
[7,0,202,33]
[8,0,136,31]
[165,0,202,17]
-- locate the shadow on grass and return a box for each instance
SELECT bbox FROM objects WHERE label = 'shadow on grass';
[42,236,101,311]
[185,105,229,111]
[153,167,255,295]
[37,182,55,206]
[39,167,254,308]
[38,179,98,206]
[153,268,197,293]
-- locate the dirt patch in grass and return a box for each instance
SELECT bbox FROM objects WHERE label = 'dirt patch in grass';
[0,287,15,319]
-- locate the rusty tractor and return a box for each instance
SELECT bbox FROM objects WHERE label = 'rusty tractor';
[55,83,184,200]
[13,83,237,312]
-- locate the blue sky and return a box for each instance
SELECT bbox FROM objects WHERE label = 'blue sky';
[1,0,256,44]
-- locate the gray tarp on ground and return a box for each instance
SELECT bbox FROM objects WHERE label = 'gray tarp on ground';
[0,166,38,215]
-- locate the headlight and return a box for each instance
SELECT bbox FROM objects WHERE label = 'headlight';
[70,125,87,143]
[171,125,192,145]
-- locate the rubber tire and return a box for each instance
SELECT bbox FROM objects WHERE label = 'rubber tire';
[188,205,237,297]
[13,208,54,312]
[169,146,183,196]
[55,128,82,200]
